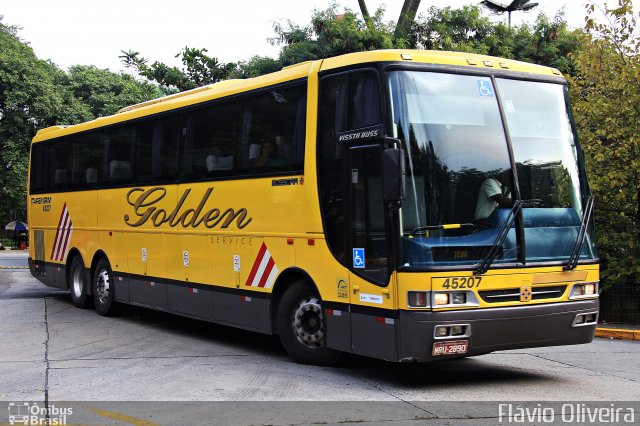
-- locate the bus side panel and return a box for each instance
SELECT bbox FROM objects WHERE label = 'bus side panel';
[167,283,213,320]
[213,291,271,333]
[127,233,167,308]
[29,191,98,289]
[98,189,133,274]
[295,239,353,352]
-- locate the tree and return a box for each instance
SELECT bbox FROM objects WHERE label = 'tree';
[271,4,395,65]
[356,0,421,42]
[120,47,238,93]
[0,18,163,225]
[411,5,582,75]
[64,65,164,117]
[0,18,90,223]
[569,0,640,284]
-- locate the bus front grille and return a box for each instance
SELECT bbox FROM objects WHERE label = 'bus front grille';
[478,285,567,303]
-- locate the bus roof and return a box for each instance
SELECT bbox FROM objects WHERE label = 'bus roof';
[32,49,562,143]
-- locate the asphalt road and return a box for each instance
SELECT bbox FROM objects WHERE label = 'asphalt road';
[0,251,28,268]
[1,268,639,425]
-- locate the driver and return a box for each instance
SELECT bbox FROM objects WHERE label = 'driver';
[475,169,513,220]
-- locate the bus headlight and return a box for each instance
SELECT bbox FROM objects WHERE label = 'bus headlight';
[408,291,429,308]
[451,293,467,304]
[431,291,479,308]
[569,282,599,299]
[434,293,449,306]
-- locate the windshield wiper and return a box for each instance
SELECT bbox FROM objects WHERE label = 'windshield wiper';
[410,223,475,237]
[564,196,595,271]
[474,201,522,275]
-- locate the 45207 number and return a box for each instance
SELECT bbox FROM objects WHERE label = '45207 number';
[440,276,482,289]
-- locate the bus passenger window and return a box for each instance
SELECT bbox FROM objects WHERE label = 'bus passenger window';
[239,84,306,175]
[135,122,155,182]
[186,103,239,178]
[70,134,101,189]
[104,128,135,183]
[50,140,71,191]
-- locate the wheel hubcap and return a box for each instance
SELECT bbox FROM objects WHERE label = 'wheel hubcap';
[292,297,324,348]
[72,266,83,298]
[96,269,110,304]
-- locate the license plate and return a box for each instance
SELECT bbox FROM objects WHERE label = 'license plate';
[432,340,469,356]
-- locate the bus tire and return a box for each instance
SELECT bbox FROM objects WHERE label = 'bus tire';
[69,255,92,309]
[276,281,341,365]
[93,258,118,316]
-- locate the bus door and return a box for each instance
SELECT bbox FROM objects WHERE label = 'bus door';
[317,68,399,359]
[347,143,399,360]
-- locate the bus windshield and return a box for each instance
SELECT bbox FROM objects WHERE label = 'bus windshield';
[388,70,597,269]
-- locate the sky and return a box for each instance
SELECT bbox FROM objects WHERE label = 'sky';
[1,1,634,73]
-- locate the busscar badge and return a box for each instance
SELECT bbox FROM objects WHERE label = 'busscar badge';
[520,286,532,302]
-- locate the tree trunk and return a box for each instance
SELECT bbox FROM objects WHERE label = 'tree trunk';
[394,0,422,40]
[358,0,371,21]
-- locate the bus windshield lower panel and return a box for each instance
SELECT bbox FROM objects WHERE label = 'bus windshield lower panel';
[388,71,597,269]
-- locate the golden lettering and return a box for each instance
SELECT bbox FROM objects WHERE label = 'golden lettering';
[124,187,252,230]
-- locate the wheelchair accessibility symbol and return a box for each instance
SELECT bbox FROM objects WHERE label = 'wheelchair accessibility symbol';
[477,80,494,97]
[353,248,365,269]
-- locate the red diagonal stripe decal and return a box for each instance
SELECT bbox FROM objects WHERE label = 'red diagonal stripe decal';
[51,203,67,260]
[55,212,71,261]
[245,243,267,286]
[257,257,275,288]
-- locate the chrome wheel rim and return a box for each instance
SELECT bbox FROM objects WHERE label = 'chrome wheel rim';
[95,269,110,304]
[72,265,83,298]
[292,296,324,348]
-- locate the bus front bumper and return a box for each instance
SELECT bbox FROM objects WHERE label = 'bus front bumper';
[398,299,599,362]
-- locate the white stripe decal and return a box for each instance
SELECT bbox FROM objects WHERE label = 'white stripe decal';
[55,214,71,261]
[60,227,73,262]
[263,263,279,289]
[245,243,279,288]
[51,205,73,261]
[52,208,68,260]
[250,250,271,287]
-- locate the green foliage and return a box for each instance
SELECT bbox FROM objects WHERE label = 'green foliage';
[120,47,238,93]
[570,0,640,284]
[0,18,162,224]
[65,65,164,116]
[230,56,282,79]
[272,4,395,65]
[412,6,583,74]
[0,19,90,223]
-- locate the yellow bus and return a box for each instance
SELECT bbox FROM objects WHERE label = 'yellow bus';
[28,50,599,364]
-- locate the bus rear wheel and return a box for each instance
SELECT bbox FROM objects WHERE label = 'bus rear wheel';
[276,281,341,365]
[93,258,118,316]
[69,255,91,308]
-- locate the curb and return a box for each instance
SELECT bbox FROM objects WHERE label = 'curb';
[595,327,640,341]
[0,266,29,270]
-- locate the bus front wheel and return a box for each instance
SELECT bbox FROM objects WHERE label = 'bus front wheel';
[276,281,341,365]
[93,258,118,316]
[69,255,91,309]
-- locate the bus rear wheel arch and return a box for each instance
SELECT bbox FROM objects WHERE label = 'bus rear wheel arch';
[276,280,341,365]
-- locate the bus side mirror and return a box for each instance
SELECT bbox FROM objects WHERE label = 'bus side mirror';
[383,144,405,204]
